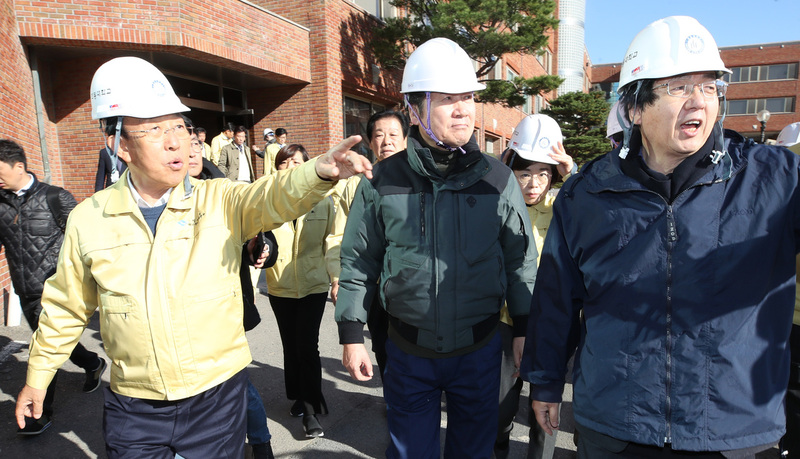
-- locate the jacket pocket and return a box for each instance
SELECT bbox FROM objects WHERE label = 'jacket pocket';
[457,195,503,265]
[99,293,157,384]
[382,250,431,316]
[26,210,56,237]
[457,195,505,303]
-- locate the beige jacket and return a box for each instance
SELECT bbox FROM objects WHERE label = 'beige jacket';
[218,143,255,182]
[28,160,333,400]
[265,195,336,298]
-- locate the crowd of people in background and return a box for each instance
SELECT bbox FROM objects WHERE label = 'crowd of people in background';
[6,13,800,459]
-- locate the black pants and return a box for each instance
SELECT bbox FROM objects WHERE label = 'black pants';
[269,292,327,415]
[575,423,763,459]
[21,295,100,416]
[783,324,800,458]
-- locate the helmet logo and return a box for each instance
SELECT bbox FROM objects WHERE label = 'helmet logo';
[538,137,550,149]
[685,35,705,54]
[631,64,645,77]
[151,80,167,97]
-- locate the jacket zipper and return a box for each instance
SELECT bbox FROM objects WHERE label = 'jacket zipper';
[431,188,440,348]
[420,192,425,240]
[665,205,677,445]
[597,157,740,446]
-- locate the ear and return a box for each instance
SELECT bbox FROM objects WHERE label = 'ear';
[13,162,26,174]
[108,134,132,163]
[629,106,643,125]
[408,105,423,126]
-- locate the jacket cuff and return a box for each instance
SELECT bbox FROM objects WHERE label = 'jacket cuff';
[529,383,565,403]
[510,314,529,337]
[26,368,57,391]
[337,320,366,345]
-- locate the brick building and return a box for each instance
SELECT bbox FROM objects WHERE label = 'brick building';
[590,41,800,142]
[0,0,563,323]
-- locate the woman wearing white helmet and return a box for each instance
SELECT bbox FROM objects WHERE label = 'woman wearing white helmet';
[521,16,800,457]
[495,114,573,459]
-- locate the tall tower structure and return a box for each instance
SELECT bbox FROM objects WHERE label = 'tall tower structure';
[557,0,586,95]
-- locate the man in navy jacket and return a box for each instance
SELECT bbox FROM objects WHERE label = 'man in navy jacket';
[523,16,800,457]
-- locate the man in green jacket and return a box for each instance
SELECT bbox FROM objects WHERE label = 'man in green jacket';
[335,38,537,459]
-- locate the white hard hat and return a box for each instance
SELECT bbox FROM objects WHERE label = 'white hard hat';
[606,101,624,139]
[618,16,730,91]
[90,57,189,120]
[507,114,562,165]
[401,38,486,94]
[264,128,275,137]
[777,122,800,147]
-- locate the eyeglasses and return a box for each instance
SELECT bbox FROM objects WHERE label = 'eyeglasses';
[653,79,728,99]
[125,124,192,142]
[189,139,203,153]
[516,171,552,186]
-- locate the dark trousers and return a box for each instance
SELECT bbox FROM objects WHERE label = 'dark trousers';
[575,423,762,459]
[783,324,800,458]
[269,292,327,415]
[367,294,389,382]
[383,332,502,459]
[21,295,99,416]
[103,369,247,459]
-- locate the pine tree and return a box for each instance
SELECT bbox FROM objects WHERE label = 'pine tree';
[372,0,563,107]
[542,91,611,167]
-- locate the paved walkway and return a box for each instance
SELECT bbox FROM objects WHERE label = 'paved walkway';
[0,289,580,458]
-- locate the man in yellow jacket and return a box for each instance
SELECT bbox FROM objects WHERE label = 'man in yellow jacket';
[14,56,371,458]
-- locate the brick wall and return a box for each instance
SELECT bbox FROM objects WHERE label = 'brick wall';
[0,0,44,323]
[15,0,311,83]
[719,42,800,137]
[247,0,405,165]
[251,0,561,160]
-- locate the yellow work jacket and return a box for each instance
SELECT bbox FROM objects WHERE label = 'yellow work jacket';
[209,133,232,166]
[262,143,283,176]
[325,174,362,283]
[28,160,333,400]
[265,197,335,298]
[500,192,556,325]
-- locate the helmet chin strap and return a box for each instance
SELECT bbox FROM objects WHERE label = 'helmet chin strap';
[405,93,466,154]
[618,81,641,160]
[101,118,123,177]
[710,94,728,165]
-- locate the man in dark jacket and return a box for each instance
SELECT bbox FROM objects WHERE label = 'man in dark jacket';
[0,139,106,435]
[335,38,537,459]
[522,16,800,457]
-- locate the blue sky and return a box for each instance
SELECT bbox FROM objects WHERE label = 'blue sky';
[585,0,800,64]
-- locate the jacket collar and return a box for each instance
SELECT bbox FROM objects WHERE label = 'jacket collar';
[580,125,746,195]
[405,126,488,187]
[104,169,194,215]
[0,172,40,203]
